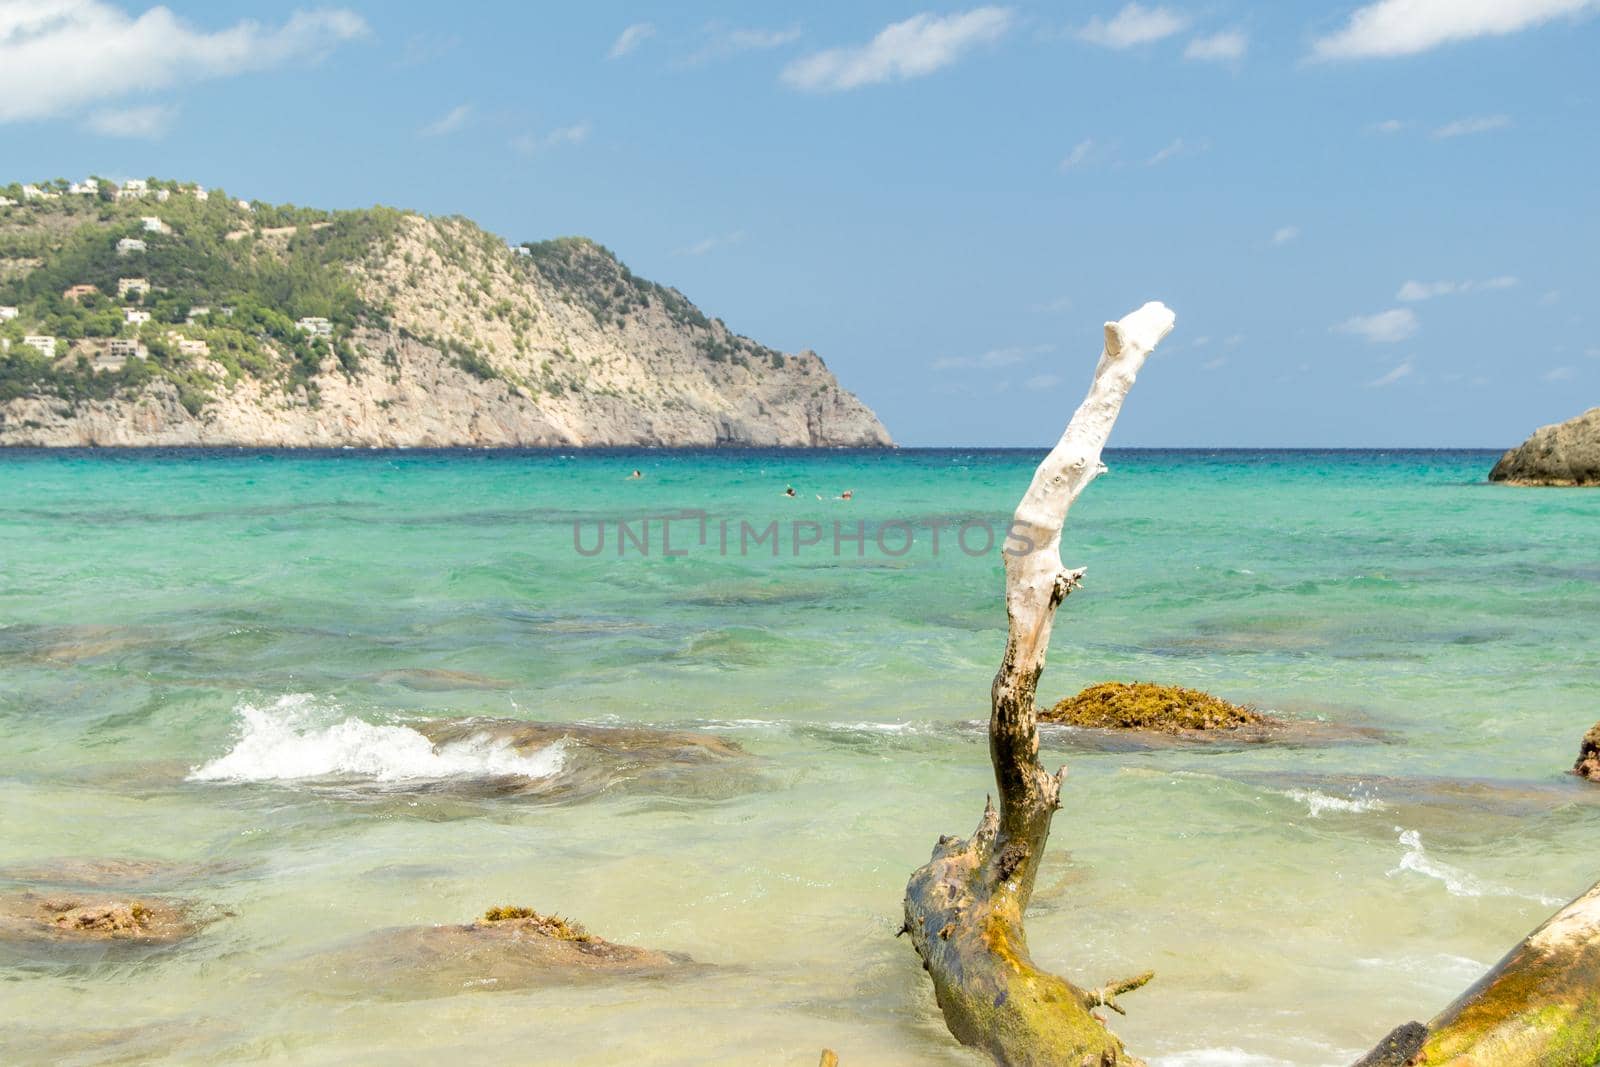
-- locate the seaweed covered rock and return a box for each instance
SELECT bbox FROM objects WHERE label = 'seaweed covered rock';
[1574,722,1600,782]
[1490,407,1600,486]
[311,905,692,998]
[1042,681,1262,732]
[0,891,196,945]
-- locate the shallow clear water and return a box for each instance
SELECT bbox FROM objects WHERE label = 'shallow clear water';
[1,448,1597,1066]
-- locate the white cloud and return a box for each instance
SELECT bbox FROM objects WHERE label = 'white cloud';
[1078,3,1189,48]
[1396,276,1517,301]
[687,25,802,65]
[1541,290,1563,305]
[1368,359,1416,387]
[0,2,366,123]
[1025,373,1062,390]
[420,103,471,137]
[83,103,175,138]
[1371,118,1408,134]
[678,230,747,256]
[1271,225,1300,245]
[781,7,1013,92]
[1185,29,1247,61]
[1432,114,1511,139]
[608,22,654,59]
[1032,295,1073,313]
[512,121,592,155]
[1338,308,1419,344]
[1147,137,1203,165]
[1312,0,1599,60]
[1058,138,1097,172]
[1543,366,1577,382]
[1201,356,1227,370]
[933,343,1052,371]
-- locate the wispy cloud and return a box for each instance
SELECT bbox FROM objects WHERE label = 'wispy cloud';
[83,103,176,139]
[1032,295,1073,313]
[933,343,1053,371]
[1185,29,1247,61]
[686,24,802,65]
[608,22,655,59]
[1201,356,1227,370]
[1543,366,1577,382]
[1368,359,1416,387]
[1025,373,1063,390]
[781,7,1013,92]
[0,2,366,124]
[420,103,471,137]
[511,121,593,155]
[1271,225,1300,245]
[1312,0,1599,60]
[1147,137,1204,166]
[1077,3,1189,48]
[1338,308,1419,344]
[678,230,747,256]
[1432,114,1512,139]
[1370,118,1408,134]
[1396,276,1517,301]
[1058,138,1098,172]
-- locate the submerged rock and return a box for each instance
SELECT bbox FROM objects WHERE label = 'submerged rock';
[1574,722,1600,782]
[412,717,753,801]
[0,891,197,945]
[0,857,245,890]
[374,668,513,692]
[1042,681,1263,733]
[1490,407,1600,486]
[312,906,691,998]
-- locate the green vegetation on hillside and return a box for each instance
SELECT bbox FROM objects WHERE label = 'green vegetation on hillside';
[0,179,402,411]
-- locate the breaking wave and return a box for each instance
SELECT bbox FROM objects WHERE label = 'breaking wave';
[1389,828,1562,906]
[1282,788,1385,817]
[188,695,565,783]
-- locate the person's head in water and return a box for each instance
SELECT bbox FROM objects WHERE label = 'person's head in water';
[840,489,853,500]
[629,469,642,479]
[784,486,796,497]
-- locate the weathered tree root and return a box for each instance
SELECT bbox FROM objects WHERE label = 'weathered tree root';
[904,304,1175,1066]
[1356,879,1600,1065]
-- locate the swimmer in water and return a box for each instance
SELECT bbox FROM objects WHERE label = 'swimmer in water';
[628,470,643,479]
[784,486,797,498]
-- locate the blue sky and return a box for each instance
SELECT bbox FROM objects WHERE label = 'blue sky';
[2,1,1596,446]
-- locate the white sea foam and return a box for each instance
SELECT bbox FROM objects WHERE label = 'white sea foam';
[188,695,565,783]
[1389,828,1562,906]
[1282,788,1385,817]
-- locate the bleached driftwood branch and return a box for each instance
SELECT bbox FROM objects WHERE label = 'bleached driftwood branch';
[902,302,1175,1066]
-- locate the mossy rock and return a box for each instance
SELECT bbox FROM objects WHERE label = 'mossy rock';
[1042,681,1263,733]
[479,906,590,941]
[0,891,197,945]
[1574,721,1600,782]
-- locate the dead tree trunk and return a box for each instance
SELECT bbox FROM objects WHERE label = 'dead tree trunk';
[903,301,1175,1066]
[1357,878,1600,1065]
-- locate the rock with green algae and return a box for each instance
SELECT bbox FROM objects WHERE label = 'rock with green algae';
[1574,722,1600,782]
[0,891,197,945]
[1042,681,1263,733]
[309,905,692,999]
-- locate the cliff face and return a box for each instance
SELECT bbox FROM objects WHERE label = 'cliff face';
[0,190,890,448]
[1490,407,1600,486]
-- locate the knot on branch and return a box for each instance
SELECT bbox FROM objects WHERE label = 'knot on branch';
[1050,567,1087,608]
[1084,970,1154,1016]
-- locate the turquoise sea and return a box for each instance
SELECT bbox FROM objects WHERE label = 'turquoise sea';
[2,448,1598,1066]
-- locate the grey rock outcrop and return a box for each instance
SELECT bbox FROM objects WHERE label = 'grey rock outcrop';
[1490,407,1600,485]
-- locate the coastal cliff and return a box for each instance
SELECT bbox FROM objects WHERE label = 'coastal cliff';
[1490,407,1600,486]
[0,179,890,448]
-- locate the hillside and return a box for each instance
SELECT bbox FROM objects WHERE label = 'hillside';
[0,177,890,447]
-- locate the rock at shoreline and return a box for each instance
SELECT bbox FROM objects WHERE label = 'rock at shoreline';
[1575,722,1600,782]
[1042,681,1263,733]
[1490,407,1600,486]
[0,891,197,945]
[313,906,690,997]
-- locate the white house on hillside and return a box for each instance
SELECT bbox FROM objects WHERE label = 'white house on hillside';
[69,179,98,195]
[23,335,57,357]
[117,179,149,200]
[0,306,17,321]
[117,277,149,298]
[123,308,151,325]
[140,216,166,233]
[186,306,211,323]
[192,187,209,201]
[296,316,333,337]
[116,238,146,255]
